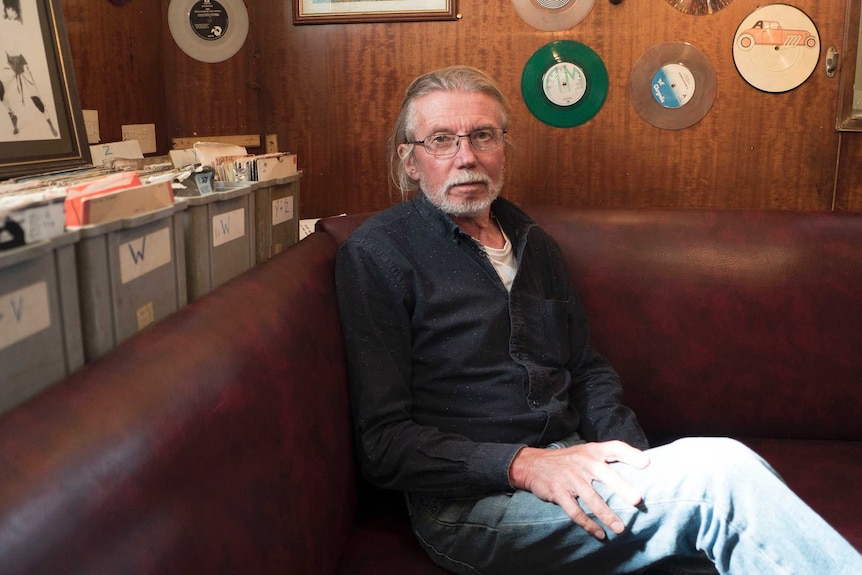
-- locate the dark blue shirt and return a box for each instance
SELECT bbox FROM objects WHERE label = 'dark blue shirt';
[335,193,647,499]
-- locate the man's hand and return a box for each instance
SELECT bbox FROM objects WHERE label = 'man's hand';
[508,441,650,540]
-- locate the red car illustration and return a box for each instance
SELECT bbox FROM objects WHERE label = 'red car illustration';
[737,20,818,50]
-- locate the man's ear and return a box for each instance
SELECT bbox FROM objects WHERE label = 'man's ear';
[399,144,420,180]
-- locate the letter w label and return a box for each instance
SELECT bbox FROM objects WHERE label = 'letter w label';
[212,208,246,247]
[119,226,172,285]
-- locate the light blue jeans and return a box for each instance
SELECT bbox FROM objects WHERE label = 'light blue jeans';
[407,437,862,575]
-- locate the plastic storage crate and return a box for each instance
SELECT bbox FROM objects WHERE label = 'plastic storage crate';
[74,204,187,362]
[254,172,302,263]
[0,230,84,414]
[180,181,256,302]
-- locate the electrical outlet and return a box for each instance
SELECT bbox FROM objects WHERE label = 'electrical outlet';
[854,89,862,111]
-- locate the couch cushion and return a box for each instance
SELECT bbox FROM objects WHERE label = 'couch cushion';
[0,232,357,575]
[528,207,862,442]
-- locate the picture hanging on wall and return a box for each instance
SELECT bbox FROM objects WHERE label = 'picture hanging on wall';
[293,0,459,24]
[0,0,90,181]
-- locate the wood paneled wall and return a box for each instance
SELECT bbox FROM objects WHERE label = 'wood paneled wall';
[63,0,862,217]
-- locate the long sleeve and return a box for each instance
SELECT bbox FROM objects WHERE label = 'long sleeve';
[335,235,522,498]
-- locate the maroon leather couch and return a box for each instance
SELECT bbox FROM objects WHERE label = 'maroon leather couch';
[0,207,859,574]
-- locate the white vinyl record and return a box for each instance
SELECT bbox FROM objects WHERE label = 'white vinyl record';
[732,4,819,93]
[511,0,596,32]
[169,0,249,63]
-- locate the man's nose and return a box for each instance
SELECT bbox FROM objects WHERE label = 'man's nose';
[453,135,478,164]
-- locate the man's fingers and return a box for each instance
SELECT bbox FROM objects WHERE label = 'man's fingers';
[602,440,651,470]
[577,487,626,536]
[557,494,607,540]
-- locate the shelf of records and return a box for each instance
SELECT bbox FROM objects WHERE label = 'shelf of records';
[0,147,301,416]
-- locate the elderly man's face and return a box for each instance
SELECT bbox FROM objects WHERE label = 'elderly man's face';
[401,91,505,218]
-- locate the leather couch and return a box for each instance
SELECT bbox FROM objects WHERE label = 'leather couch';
[0,207,859,574]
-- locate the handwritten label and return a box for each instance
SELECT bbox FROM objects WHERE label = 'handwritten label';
[136,301,155,331]
[212,208,246,247]
[89,140,143,167]
[121,123,156,154]
[83,109,100,143]
[272,195,294,226]
[0,282,51,352]
[119,226,172,285]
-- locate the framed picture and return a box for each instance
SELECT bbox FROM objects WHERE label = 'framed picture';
[293,0,459,25]
[0,0,90,181]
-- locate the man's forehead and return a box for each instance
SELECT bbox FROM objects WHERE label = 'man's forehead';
[412,91,503,130]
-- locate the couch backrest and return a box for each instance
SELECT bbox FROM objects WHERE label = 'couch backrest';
[0,232,356,575]
[320,208,862,442]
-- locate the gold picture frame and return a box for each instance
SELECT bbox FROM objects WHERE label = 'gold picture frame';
[837,0,862,131]
[293,0,459,25]
[0,0,90,180]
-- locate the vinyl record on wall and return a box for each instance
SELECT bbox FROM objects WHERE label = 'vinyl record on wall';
[630,42,717,130]
[664,0,733,16]
[521,40,609,128]
[168,0,249,63]
[511,0,596,31]
[733,4,819,93]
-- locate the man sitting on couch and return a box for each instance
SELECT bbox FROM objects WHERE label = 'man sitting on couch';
[334,65,862,574]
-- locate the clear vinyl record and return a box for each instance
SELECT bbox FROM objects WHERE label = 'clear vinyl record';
[511,0,596,31]
[169,0,249,63]
[630,42,717,130]
[733,4,819,93]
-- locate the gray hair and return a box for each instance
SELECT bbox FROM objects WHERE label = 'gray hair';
[388,66,510,199]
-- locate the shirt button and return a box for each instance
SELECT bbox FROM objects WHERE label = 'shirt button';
[530,400,539,407]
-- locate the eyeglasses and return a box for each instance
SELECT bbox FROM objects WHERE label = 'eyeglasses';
[406,128,507,157]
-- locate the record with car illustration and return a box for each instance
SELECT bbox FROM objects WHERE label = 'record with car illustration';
[733,4,819,93]
[521,40,609,128]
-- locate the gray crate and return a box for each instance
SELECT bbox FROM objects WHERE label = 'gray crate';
[75,204,187,362]
[0,231,84,414]
[180,182,256,302]
[254,172,302,264]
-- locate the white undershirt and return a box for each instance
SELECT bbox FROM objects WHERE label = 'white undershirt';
[476,228,517,291]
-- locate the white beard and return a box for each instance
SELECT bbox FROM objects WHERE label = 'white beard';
[421,169,503,218]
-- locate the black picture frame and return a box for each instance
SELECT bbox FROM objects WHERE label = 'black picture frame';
[0,0,90,181]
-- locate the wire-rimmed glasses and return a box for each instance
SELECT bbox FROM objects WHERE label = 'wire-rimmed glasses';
[406,128,507,157]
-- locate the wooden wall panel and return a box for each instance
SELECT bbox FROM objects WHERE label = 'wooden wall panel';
[61,0,855,217]
[836,132,862,210]
[255,0,847,218]
[63,0,167,151]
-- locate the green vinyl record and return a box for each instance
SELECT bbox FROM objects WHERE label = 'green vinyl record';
[521,40,609,128]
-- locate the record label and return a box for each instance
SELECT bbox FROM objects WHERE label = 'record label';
[732,4,819,93]
[189,0,229,41]
[522,40,608,128]
[169,0,249,63]
[651,64,695,109]
[630,42,716,130]
[543,63,587,106]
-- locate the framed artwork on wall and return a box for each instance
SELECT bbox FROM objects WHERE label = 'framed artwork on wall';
[0,0,90,181]
[837,0,862,131]
[293,0,459,25]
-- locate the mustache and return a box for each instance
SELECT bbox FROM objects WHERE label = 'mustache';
[444,170,491,192]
